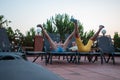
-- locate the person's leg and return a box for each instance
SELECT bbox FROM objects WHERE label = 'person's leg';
[73,22,104,52]
[73,22,85,51]
[63,29,75,49]
[37,24,56,49]
[74,21,80,38]
[84,25,104,52]
[90,25,104,41]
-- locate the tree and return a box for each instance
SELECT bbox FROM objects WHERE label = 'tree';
[113,32,120,51]
[43,13,84,41]
[0,15,15,44]
[82,30,95,45]
[23,27,35,47]
[43,19,56,33]
[6,27,15,43]
[43,13,94,44]
[0,15,11,28]
[14,29,24,46]
[0,15,4,28]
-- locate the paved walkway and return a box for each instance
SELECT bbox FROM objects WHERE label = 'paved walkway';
[28,57,120,80]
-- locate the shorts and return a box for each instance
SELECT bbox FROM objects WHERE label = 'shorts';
[76,38,93,52]
[52,46,65,52]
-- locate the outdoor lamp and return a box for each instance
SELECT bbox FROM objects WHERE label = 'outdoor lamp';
[102,29,106,36]
[36,27,41,35]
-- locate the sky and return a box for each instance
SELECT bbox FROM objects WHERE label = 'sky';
[0,0,120,37]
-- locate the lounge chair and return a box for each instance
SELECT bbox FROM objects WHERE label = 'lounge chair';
[114,38,120,58]
[76,48,103,64]
[0,28,12,52]
[0,28,64,80]
[0,28,26,59]
[97,35,115,64]
[25,35,47,64]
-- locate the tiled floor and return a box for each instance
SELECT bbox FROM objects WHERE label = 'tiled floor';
[28,56,120,80]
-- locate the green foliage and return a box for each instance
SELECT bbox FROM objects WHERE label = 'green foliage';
[81,30,95,45]
[6,26,35,47]
[0,15,11,28]
[14,29,24,46]
[114,32,119,39]
[0,15,4,22]
[23,27,35,46]
[43,13,85,41]
[114,32,120,51]
[5,25,35,47]
[6,27,24,46]
[0,15,4,28]
[6,27,15,43]
[43,19,56,33]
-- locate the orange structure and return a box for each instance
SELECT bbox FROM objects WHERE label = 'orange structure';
[34,35,44,51]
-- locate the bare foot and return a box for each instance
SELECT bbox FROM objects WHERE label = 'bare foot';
[37,24,44,29]
[73,21,79,32]
[99,25,104,29]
